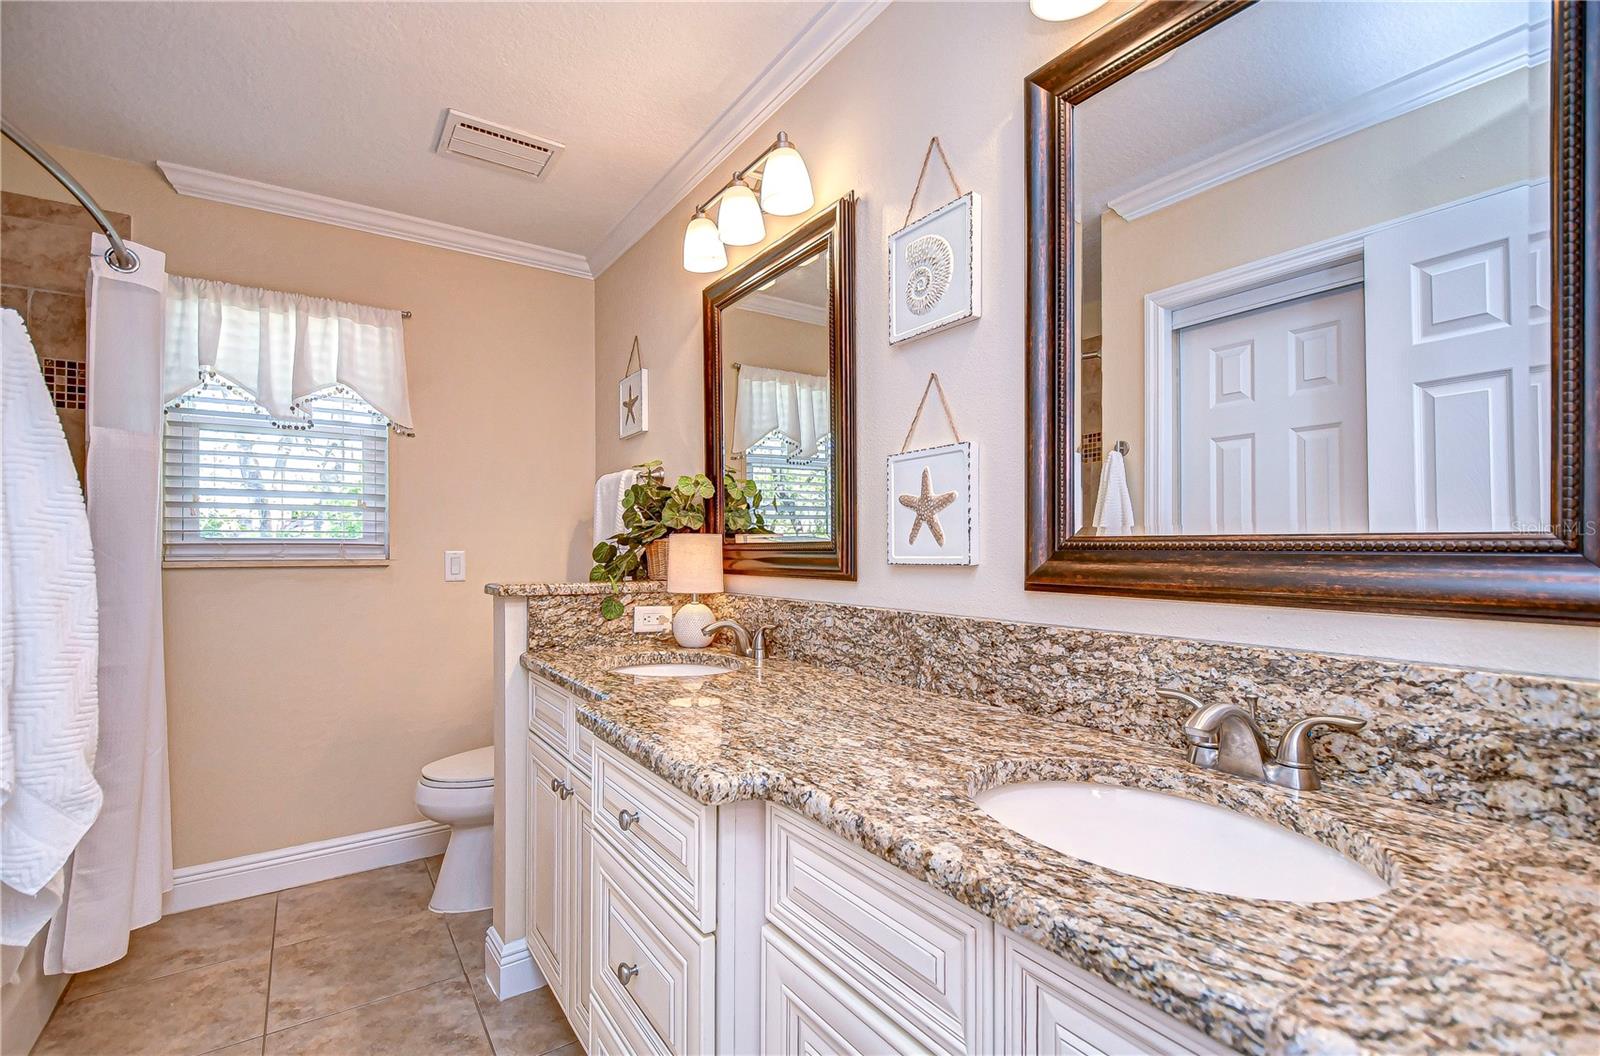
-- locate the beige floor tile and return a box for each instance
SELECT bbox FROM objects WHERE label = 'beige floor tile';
[424,854,444,883]
[264,978,491,1056]
[67,894,277,1001]
[203,1039,266,1056]
[34,953,269,1056]
[477,985,577,1056]
[547,1044,583,1056]
[273,862,433,947]
[267,910,463,1032]
[446,908,493,994]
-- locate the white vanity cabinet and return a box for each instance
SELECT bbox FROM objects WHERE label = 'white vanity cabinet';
[524,677,596,1042]
[511,673,1219,1056]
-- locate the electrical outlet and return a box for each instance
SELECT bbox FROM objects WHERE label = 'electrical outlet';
[633,604,672,633]
[444,550,466,582]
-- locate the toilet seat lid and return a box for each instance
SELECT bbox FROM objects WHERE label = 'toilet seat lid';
[421,746,494,787]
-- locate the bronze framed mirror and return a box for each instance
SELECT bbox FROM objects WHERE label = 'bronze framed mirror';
[704,193,856,579]
[1025,0,1596,620]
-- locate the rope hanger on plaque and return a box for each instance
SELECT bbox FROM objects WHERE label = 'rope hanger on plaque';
[618,336,649,438]
[890,137,983,346]
[887,372,979,566]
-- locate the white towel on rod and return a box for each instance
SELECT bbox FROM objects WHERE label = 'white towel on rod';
[1091,448,1136,535]
[594,468,641,547]
[1,309,102,951]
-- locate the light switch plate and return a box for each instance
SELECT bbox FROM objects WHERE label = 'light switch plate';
[633,604,672,633]
[444,550,466,582]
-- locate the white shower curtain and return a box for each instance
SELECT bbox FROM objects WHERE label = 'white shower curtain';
[45,234,172,974]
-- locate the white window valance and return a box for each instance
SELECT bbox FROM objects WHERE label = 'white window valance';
[731,365,830,459]
[162,276,414,434]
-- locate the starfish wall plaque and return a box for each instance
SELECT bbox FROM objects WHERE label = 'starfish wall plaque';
[886,440,977,565]
[897,467,957,546]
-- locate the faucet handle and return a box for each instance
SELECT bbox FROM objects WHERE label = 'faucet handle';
[751,624,776,660]
[1274,715,1367,770]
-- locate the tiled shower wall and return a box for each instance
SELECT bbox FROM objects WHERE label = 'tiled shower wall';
[1,190,133,482]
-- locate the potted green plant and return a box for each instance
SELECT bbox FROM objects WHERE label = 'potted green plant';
[589,461,769,620]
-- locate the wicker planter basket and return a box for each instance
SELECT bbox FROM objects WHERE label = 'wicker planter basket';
[645,538,669,582]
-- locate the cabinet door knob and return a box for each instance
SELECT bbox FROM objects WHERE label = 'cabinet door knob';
[615,962,639,986]
[618,809,640,831]
[557,781,574,800]
[549,777,562,794]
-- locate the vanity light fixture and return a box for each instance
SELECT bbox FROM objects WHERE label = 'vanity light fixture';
[680,131,814,273]
[1029,0,1108,21]
[683,207,728,273]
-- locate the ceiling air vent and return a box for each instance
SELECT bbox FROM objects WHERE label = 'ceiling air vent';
[435,109,564,179]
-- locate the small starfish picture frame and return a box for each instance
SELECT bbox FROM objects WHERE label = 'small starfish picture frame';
[887,441,978,565]
[618,366,648,438]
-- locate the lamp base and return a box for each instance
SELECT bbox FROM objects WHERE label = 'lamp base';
[672,598,715,648]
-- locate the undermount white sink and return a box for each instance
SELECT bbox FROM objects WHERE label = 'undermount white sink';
[610,662,734,679]
[974,781,1390,903]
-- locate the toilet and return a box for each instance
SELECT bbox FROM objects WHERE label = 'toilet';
[414,746,495,913]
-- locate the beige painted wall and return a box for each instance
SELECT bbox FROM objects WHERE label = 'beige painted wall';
[592,1,1599,679]
[1097,66,1550,513]
[2,140,596,866]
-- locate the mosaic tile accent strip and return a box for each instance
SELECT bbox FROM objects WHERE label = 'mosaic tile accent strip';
[1080,431,1102,462]
[41,357,86,410]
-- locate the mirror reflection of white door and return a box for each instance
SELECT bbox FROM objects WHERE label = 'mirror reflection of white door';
[1177,287,1368,534]
[1363,182,1549,533]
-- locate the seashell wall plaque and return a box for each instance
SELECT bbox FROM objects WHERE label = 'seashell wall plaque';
[888,192,981,345]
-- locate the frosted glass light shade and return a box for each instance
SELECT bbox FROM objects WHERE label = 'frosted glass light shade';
[717,184,765,246]
[1029,0,1108,20]
[683,213,727,273]
[667,533,724,595]
[759,146,814,216]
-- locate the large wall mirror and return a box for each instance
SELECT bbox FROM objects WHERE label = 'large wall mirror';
[1026,0,1596,620]
[704,193,856,579]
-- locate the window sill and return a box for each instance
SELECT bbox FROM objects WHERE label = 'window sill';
[163,559,391,570]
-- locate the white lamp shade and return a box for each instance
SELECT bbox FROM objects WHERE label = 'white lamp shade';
[666,533,724,595]
[1029,0,1108,20]
[717,184,766,246]
[683,214,728,273]
[759,146,814,216]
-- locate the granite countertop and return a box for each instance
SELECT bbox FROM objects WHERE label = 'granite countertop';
[525,644,1598,1056]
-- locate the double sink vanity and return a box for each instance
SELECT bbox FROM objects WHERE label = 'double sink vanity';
[484,583,1597,1056]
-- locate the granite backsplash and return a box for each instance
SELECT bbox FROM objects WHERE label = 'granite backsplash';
[501,583,1599,841]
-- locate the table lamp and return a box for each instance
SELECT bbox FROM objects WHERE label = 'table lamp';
[667,533,724,648]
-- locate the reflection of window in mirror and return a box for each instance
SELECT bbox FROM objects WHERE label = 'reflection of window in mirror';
[719,248,833,541]
[1072,1,1551,538]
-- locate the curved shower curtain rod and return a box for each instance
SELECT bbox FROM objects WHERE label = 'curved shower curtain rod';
[2,117,140,272]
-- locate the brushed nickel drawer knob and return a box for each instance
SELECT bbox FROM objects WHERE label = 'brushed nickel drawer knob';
[615,962,639,986]
[618,809,640,831]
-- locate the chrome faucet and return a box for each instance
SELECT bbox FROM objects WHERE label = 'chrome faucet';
[702,618,775,661]
[1157,688,1366,792]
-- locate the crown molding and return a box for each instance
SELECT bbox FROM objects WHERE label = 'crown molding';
[587,0,890,276]
[1108,20,1550,222]
[737,291,828,325]
[157,160,593,278]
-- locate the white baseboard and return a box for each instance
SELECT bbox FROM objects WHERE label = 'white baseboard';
[164,820,450,914]
[485,926,544,1001]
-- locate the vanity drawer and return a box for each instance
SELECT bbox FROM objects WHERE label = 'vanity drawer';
[767,806,990,1055]
[592,838,716,1056]
[763,926,921,1056]
[529,677,572,755]
[592,741,717,931]
[1000,932,1219,1056]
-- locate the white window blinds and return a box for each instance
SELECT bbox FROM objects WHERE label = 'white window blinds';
[744,431,834,540]
[162,379,389,564]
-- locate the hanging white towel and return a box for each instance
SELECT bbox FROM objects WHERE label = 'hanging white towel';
[594,468,641,547]
[1091,448,1137,536]
[0,309,102,951]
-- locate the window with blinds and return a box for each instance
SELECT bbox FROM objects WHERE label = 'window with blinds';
[162,379,389,564]
[743,432,834,539]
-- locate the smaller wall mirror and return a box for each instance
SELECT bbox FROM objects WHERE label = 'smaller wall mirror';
[704,193,856,579]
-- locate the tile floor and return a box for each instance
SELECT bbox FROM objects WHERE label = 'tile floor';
[32,857,580,1056]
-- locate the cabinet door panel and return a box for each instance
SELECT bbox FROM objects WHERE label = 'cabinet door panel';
[526,734,568,992]
[570,772,594,1041]
[762,927,922,1056]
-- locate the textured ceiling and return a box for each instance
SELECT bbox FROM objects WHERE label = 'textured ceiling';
[0,1,831,258]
